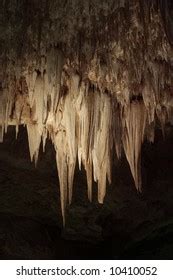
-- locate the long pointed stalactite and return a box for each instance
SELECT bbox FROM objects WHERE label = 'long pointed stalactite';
[122,102,147,192]
[0,0,173,224]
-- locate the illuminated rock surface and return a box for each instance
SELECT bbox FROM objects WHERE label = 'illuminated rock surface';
[0,0,173,234]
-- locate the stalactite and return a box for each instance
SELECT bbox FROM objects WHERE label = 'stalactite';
[0,95,5,143]
[91,92,112,203]
[76,82,94,201]
[27,123,42,165]
[122,102,147,191]
[0,0,173,224]
[52,91,77,225]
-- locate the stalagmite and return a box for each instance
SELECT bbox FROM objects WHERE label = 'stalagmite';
[0,0,173,224]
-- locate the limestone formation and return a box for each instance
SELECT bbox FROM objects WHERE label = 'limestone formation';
[0,0,173,223]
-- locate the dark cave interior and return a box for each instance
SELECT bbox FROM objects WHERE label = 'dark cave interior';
[0,125,173,259]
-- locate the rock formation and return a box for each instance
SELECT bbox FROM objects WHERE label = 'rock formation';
[0,0,173,223]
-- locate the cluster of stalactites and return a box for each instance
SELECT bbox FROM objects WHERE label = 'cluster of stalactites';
[1,0,173,224]
[1,66,173,224]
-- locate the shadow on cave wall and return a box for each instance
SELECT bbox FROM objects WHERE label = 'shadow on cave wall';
[0,125,173,259]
